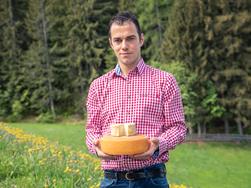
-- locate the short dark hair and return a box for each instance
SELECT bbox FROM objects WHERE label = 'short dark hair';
[108,11,142,39]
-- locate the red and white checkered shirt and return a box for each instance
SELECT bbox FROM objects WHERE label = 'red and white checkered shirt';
[86,58,186,171]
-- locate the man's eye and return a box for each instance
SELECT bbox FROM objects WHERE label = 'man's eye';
[127,37,135,41]
[113,39,121,43]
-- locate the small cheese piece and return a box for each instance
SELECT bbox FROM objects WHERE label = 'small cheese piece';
[111,123,124,136]
[99,134,150,155]
[124,123,136,136]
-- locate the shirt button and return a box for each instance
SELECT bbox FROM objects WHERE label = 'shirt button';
[128,95,131,99]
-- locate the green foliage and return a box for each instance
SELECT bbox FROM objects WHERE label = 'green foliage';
[161,0,251,131]
[134,0,174,62]
[0,0,29,119]
[36,112,56,123]
[202,82,225,119]
[0,0,250,134]
[9,100,24,122]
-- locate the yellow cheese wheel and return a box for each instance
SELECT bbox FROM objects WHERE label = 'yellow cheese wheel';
[99,134,150,155]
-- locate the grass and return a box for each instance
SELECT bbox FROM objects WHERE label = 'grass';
[9,122,87,152]
[7,122,251,188]
[0,123,101,188]
[168,142,251,188]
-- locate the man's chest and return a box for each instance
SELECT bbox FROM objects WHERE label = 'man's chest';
[100,76,163,125]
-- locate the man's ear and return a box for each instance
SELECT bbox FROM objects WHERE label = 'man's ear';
[140,33,144,47]
[109,38,113,48]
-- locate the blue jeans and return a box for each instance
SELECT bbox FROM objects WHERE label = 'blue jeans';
[100,164,169,188]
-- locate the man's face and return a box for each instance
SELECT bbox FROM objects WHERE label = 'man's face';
[109,21,144,68]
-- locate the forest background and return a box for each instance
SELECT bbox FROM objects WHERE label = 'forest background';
[0,0,250,135]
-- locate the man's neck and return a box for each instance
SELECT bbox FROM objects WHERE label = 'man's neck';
[118,58,141,76]
[119,64,136,76]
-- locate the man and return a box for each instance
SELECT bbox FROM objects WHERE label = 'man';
[86,11,186,188]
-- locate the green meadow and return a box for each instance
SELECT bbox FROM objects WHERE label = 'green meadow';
[2,122,251,188]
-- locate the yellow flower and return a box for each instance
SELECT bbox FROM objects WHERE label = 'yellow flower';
[75,169,80,174]
[170,184,190,188]
[64,166,72,173]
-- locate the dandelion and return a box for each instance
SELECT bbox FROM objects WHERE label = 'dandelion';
[39,160,45,165]
[64,166,72,173]
[170,184,190,188]
[75,169,80,175]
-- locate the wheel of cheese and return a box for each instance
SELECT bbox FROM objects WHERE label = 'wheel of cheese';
[99,134,150,155]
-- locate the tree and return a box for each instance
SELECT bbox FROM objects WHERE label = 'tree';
[23,0,61,118]
[64,0,106,114]
[91,0,119,72]
[134,0,174,62]
[0,0,29,120]
[210,0,251,134]
[161,0,251,134]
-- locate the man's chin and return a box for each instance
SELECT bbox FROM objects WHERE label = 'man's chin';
[119,58,137,65]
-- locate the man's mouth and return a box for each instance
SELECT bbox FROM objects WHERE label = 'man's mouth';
[120,53,131,56]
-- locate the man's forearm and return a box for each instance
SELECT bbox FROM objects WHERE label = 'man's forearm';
[86,130,101,154]
[158,122,186,156]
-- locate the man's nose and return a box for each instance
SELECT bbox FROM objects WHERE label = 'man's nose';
[121,40,128,49]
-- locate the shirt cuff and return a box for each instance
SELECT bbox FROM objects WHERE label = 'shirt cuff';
[88,137,99,155]
[152,147,159,159]
[158,137,168,156]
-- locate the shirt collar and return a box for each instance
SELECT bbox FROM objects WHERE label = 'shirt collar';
[112,58,146,77]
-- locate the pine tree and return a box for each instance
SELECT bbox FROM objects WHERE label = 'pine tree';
[64,0,106,114]
[161,0,251,133]
[23,0,58,118]
[91,0,118,72]
[105,0,174,67]
[210,0,251,134]
[134,0,174,62]
[0,0,29,120]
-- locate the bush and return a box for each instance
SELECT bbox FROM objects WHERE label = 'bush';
[6,100,24,122]
[36,112,55,123]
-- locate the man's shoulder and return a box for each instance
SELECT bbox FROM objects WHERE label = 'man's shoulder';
[90,70,114,88]
[147,65,175,82]
[147,65,179,93]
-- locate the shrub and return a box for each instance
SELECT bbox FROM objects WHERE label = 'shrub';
[36,112,55,123]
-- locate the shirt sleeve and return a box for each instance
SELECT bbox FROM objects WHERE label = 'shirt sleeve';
[85,81,102,155]
[158,74,187,156]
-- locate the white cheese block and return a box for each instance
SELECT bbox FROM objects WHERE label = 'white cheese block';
[111,123,124,136]
[124,123,136,136]
[110,123,137,136]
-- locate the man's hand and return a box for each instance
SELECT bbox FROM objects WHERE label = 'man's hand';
[93,140,117,160]
[129,137,159,160]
